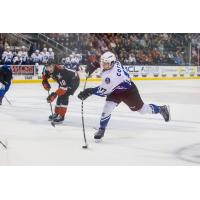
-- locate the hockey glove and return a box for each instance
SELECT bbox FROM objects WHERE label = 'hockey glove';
[42,80,51,91]
[47,92,57,103]
[78,88,93,100]
[85,61,100,76]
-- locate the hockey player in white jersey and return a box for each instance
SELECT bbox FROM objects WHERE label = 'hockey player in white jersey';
[31,50,42,64]
[2,46,13,65]
[70,55,80,71]
[63,57,71,69]
[41,48,49,64]
[18,46,28,65]
[78,51,170,142]
[48,48,54,62]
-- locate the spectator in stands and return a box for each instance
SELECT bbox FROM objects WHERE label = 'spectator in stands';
[128,53,137,65]
[29,42,37,57]
[174,51,185,65]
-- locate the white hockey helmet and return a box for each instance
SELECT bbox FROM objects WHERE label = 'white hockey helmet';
[49,48,52,52]
[65,57,70,62]
[35,50,39,54]
[43,48,47,52]
[100,51,116,70]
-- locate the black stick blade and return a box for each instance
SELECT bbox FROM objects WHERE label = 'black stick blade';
[82,145,88,149]
[51,121,55,127]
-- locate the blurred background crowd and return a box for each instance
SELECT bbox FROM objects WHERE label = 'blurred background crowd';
[1,33,200,67]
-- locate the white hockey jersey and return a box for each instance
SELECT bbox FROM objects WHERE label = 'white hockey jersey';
[48,52,54,60]
[13,56,19,64]
[41,52,49,63]
[31,53,41,63]
[92,61,132,96]
[18,51,28,63]
[2,51,13,63]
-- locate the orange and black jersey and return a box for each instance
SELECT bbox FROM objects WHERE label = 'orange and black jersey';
[42,65,80,96]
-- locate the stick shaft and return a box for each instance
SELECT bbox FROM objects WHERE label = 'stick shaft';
[81,76,89,146]
[0,141,7,149]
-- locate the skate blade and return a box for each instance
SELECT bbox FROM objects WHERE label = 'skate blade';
[53,121,64,124]
[166,105,171,122]
[95,138,102,143]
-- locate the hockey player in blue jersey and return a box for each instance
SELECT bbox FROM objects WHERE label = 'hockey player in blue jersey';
[78,51,170,142]
[0,65,12,105]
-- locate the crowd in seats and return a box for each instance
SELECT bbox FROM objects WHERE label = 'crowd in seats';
[48,33,200,66]
[80,33,190,65]
[45,33,80,50]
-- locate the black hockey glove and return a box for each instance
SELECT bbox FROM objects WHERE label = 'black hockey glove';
[85,61,100,76]
[78,88,93,100]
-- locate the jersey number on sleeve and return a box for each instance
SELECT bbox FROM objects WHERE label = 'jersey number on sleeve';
[97,87,106,94]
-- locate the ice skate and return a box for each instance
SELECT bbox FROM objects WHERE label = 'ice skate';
[159,105,170,122]
[48,113,58,121]
[53,115,65,124]
[94,128,105,143]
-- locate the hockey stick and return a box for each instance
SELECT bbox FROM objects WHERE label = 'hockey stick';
[81,75,89,149]
[4,96,11,105]
[48,91,55,127]
[0,140,7,149]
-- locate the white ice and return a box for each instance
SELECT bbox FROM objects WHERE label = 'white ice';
[0,80,200,165]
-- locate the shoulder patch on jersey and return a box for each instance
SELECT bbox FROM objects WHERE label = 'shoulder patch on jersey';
[105,77,110,84]
[57,73,62,80]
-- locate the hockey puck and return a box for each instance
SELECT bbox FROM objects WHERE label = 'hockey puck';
[82,145,88,149]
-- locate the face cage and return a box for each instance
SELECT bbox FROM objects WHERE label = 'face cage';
[100,59,112,70]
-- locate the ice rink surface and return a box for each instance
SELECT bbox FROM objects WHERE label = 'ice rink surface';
[0,80,200,165]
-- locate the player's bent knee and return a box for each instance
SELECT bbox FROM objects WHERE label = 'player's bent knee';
[129,103,143,112]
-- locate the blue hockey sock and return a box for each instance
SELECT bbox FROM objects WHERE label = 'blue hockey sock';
[149,104,160,114]
[100,114,111,129]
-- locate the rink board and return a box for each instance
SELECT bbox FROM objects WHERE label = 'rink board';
[1,64,200,83]
[12,76,200,84]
